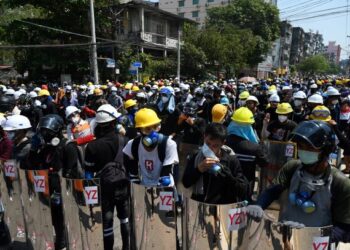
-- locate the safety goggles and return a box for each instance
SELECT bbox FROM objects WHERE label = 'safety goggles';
[311,109,330,119]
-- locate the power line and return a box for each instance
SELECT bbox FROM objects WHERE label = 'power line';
[282,4,346,19]
[287,9,349,22]
[0,42,114,49]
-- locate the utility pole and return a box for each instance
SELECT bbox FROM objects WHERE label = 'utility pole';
[177,27,181,81]
[89,0,99,84]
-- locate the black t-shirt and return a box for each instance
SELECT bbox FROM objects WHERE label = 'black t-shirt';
[267,120,297,141]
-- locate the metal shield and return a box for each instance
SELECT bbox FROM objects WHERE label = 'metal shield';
[130,182,177,250]
[19,169,55,249]
[0,160,27,248]
[61,177,104,250]
[240,210,334,250]
[259,140,297,193]
[182,197,248,250]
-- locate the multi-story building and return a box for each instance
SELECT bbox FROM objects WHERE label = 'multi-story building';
[289,27,305,65]
[303,31,324,58]
[325,41,341,64]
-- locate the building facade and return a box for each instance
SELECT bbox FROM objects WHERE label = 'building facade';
[325,41,341,64]
[289,27,305,65]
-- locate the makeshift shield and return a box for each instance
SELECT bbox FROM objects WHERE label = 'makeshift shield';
[19,169,55,249]
[61,177,103,250]
[0,159,27,248]
[130,182,177,250]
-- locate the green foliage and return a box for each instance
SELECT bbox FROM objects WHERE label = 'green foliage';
[297,55,335,75]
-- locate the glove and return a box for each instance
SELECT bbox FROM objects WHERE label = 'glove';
[280,221,305,229]
[85,171,94,180]
[246,205,264,221]
[158,176,171,187]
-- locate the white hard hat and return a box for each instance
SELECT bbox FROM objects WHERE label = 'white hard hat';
[29,91,38,98]
[65,85,72,92]
[282,86,292,91]
[293,91,307,99]
[310,83,318,89]
[14,91,23,100]
[246,95,259,105]
[2,115,31,131]
[88,85,95,91]
[269,94,280,103]
[95,104,121,123]
[5,89,15,96]
[174,87,180,93]
[308,94,323,104]
[79,85,87,90]
[19,88,26,95]
[0,85,7,92]
[310,79,315,84]
[136,92,147,99]
[111,86,118,92]
[182,84,190,90]
[65,106,81,118]
[326,87,340,96]
[34,87,41,92]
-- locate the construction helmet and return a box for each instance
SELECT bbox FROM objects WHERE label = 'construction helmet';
[231,107,255,125]
[269,94,280,103]
[212,104,228,123]
[100,85,108,90]
[308,94,323,104]
[239,91,250,100]
[246,95,259,105]
[132,86,140,92]
[293,91,307,99]
[326,87,340,97]
[276,103,293,114]
[5,89,15,96]
[94,88,103,96]
[95,104,121,124]
[310,105,331,122]
[2,115,31,131]
[38,89,50,97]
[124,99,137,109]
[135,108,161,128]
[65,106,81,119]
[124,83,133,90]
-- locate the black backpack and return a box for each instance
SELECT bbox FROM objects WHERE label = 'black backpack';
[95,135,129,197]
[131,135,169,163]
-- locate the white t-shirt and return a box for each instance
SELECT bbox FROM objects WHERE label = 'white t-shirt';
[123,137,179,186]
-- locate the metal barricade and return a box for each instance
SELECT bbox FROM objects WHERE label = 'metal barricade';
[61,177,104,250]
[130,182,177,250]
[19,168,54,249]
[0,160,27,248]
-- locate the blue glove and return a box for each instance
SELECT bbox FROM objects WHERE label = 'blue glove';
[85,171,94,180]
[158,176,171,186]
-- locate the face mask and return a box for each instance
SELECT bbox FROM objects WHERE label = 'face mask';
[298,149,320,165]
[332,99,339,105]
[111,92,117,96]
[71,116,80,125]
[294,100,302,107]
[278,115,288,123]
[41,104,47,109]
[201,143,217,159]
[161,96,169,103]
[34,100,42,107]
[142,131,160,148]
[6,131,15,141]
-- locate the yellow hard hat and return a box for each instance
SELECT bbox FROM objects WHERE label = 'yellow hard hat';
[132,86,140,92]
[124,83,133,90]
[135,108,161,128]
[239,91,250,100]
[276,103,293,114]
[231,107,255,125]
[268,85,277,91]
[336,80,343,85]
[211,104,228,123]
[310,105,331,122]
[100,85,108,90]
[94,88,103,96]
[38,89,50,97]
[124,99,137,109]
[87,82,93,86]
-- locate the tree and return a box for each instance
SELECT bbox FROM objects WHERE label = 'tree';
[206,0,280,66]
[297,55,329,75]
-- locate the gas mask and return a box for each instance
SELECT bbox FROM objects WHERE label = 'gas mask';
[142,130,162,148]
[39,129,60,146]
[201,143,222,175]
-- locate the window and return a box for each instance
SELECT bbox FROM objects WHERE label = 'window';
[192,11,199,17]
[178,12,185,17]
[192,0,199,4]
[178,0,184,7]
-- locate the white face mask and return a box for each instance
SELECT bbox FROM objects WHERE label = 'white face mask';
[332,99,339,105]
[294,100,302,107]
[298,149,320,165]
[161,96,169,103]
[278,115,288,123]
[34,100,42,107]
[71,116,80,125]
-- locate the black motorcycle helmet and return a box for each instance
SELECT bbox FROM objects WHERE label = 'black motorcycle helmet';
[289,120,336,156]
[38,114,64,144]
[0,95,16,113]
[183,101,198,117]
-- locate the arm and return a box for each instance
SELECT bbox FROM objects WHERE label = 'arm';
[226,156,250,200]
[123,153,139,181]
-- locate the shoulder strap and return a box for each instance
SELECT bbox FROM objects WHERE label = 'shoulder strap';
[114,134,125,165]
[158,135,169,163]
[131,136,142,162]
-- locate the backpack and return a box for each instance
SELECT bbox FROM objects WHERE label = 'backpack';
[95,134,129,197]
[131,135,169,164]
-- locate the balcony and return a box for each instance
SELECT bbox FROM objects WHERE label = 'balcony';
[141,32,178,48]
